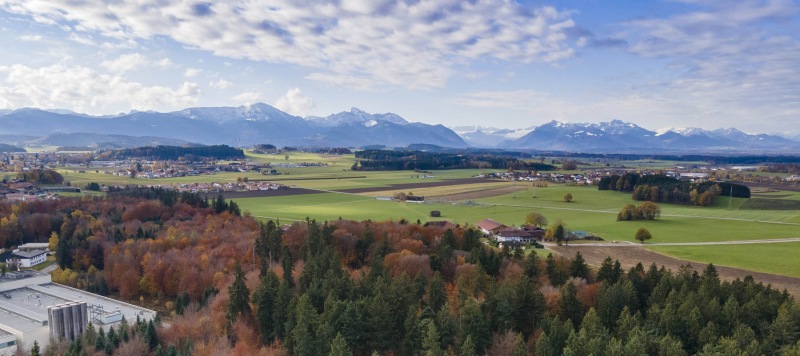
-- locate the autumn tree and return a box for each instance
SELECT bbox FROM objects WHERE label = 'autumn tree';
[635,228,652,244]
[524,212,548,227]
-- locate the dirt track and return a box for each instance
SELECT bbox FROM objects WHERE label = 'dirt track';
[548,244,800,296]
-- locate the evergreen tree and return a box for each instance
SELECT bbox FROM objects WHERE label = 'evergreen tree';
[560,283,584,328]
[254,270,280,344]
[523,250,540,279]
[30,341,40,356]
[428,271,447,312]
[292,294,320,356]
[422,320,444,356]
[330,332,353,356]
[570,252,589,280]
[281,246,295,288]
[460,335,477,356]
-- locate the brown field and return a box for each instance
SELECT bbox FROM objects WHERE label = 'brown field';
[428,185,529,201]
[549,244,800,297]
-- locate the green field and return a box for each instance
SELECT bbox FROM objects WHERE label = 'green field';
[650,243,800,278]
[39,152,800,277]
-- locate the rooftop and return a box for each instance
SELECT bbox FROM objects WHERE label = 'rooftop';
[9,250,47,259]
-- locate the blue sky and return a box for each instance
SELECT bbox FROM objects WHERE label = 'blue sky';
[0,0,798,137]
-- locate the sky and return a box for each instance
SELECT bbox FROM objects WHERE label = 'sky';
[0,0,798,137]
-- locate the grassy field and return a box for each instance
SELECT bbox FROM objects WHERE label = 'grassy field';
[38,152,800,277]
[650,243,800,278]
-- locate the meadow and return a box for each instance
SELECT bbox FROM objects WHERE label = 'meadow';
[42,151,800,277]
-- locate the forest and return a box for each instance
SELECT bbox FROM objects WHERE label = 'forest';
[598,173,750,206]
[353,150,555,171]
[0,191,798,355]
[95,145,245,161]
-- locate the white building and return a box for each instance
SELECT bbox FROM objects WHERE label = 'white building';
[5,250,47,268]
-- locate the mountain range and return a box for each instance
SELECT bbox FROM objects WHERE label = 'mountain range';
[456,120,800,153]
[0,104,798,153]
[0,104,467,149]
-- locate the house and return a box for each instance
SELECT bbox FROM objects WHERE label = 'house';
[5,249,47,268]
[495,229,541,243]
[475,218,506,235]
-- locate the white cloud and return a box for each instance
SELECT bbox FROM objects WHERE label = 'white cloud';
[0,0,577,89]
[616,0,800,132]
[100,53,149,73]
[100,53,174,73]
[209,79,233,89]
[275,88,314,116]
[184,67,201,77]
[0,63,200,114]
[232,91,263,105]
[17,34,42,42]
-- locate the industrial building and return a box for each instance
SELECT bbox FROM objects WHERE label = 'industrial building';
[0,271,155,352]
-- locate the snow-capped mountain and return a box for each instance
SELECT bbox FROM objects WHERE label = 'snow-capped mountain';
[0,104,467,148]
[500,120,800,152]
[307,108,409,127]
[452,126,535,147]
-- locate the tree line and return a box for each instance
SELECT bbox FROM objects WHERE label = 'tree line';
[599,173,750,206]
[96,144,245,161]
[2,191,793,355]
[353,150,555,171]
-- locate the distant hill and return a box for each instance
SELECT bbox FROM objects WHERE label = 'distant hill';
[0,104,468,148]
[0,143,25,153]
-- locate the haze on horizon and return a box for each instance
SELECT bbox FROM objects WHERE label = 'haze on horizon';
[0,0,798,138]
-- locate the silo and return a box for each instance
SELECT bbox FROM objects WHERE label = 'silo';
[48,305,64,341]
[63,302,74,341]
[80,302,88,332]
[71,302,84,335]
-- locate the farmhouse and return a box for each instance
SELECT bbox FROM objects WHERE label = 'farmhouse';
[475,218,506,235]
[495,229,543,243]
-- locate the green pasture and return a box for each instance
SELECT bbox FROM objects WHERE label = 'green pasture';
[235,185,800,244]
[649,243,800,278]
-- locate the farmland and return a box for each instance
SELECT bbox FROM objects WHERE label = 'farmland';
[36,151,800,278]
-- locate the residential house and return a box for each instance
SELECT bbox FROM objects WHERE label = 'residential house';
[475,218,506,235]
[495,229,541,243]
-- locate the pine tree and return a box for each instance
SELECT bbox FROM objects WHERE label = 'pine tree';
[330,332,353,356]
[30,341,40,356]
[281,246,295,288]
[570,252,589,280]
[422,320,444,356]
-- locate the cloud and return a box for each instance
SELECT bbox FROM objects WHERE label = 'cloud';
[0,63,200,114]
[231,91,263,105]
[17,34,42,42]
[101,53,174,73]
[275,88,314,116]
[209,78,233,89]
[612,0,800,132]
[0,0,578,89]
[184,67,202,77]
